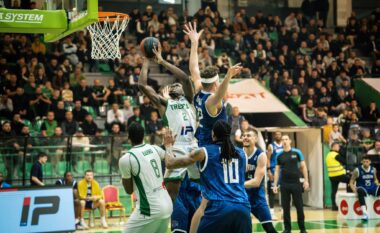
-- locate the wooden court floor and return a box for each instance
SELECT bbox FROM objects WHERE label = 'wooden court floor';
[81,208,380,233]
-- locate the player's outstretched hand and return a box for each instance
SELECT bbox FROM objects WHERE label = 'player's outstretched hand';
[163,129,176,147]
[161,85,170,99]
[183,22,204,43]
[226,63,243,78]
[152,45,163,64]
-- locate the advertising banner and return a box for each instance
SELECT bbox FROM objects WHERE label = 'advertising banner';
[0,8,67,33]
[226,79,290,113]
[0,187,75,233]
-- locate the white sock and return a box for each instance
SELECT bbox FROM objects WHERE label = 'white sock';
[361,205,368,215]
[81,218,86,223]
[101,216,106,222]
[75,218,79,224]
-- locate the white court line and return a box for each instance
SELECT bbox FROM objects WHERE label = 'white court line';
[306,220,348,228]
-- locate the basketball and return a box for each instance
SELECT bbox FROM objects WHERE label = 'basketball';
[140,37,160,58]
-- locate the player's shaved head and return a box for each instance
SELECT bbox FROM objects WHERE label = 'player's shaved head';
[168,83,184,99]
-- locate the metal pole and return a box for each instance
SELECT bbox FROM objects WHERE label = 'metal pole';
[22,137,28,186]
[110,136,114,185]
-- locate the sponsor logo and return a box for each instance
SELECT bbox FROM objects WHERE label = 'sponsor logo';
[353,201,363,215]
[374,199,380,215]
[340,199,348,215]
[20,196,60,226]
[180,126,194,135]
[0,13,44,23]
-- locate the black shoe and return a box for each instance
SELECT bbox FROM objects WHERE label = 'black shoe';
[332,206,338,211]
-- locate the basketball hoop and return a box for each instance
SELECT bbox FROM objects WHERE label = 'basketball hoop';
[87,12,129,60]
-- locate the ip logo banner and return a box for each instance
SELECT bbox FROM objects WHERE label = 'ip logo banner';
[0,187,75,233]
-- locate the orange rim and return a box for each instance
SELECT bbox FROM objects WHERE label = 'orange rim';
[98,12,129,22]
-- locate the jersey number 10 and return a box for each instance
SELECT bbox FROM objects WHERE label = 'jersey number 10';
[223,159,239,184]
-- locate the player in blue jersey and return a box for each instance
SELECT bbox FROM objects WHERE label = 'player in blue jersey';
[266,131,283,219]
[164,120,252,233]
[243,130,277,233]
[184,22,242,146]
[349,156,380,220]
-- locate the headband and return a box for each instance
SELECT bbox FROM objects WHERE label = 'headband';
[201,74,219,84]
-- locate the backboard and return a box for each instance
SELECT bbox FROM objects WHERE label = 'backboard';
[0,0,97,42]
[43,0,98,42]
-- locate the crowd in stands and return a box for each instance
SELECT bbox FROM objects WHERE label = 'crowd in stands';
[1,2,380,182]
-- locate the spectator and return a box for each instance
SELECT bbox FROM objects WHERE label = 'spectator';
[62,82,74,105]
[107,79,125,105]
[140,96,155,121]
[106,103,124,130]
[284,12,299,32]
[73,79,92,106]
[30,153,48,186]
[61,111,79,136]
[77,170,108,229]
[0,94,13,119]
[326,142,350,211]
[72,100,88,124]
[363,101,378,122]
[146,111,164,145]
[302,99,316,124]
[329,124,347,146]
[11,87,28,118]
[368,140,380,155]
[217,52,232,74]
[323,117,334,143]
[81,114,98,136]
[29,87,51,119]
[41,111,58,137]
[127,106,144,128]
[54,101,66,124]
[55,171,81,229]
[70,66,86,87]
[312,108,327,127]
[92,79,110,114]
[0,172,11,188]
[10,114,24,135]
[374,118,380,140]
[62,37,79,65]
[122,99,134,125]
[286,87,302,114]
[361,128,374,152]
[109,123,127,171]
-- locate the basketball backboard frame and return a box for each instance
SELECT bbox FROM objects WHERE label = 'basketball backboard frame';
[0,0,98,42]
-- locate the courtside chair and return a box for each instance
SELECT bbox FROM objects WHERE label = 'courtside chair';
[102,185,126,224]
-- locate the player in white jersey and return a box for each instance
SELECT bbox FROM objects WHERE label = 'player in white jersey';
[138,45,199,202]
[119,123,173,233]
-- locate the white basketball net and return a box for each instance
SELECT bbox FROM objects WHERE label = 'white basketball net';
[87,16,129,60]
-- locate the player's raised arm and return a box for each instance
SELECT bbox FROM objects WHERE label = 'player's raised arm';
[138,58,166,113]
[163,129,205,169]
[184,22,203,93]
[205,64,242,116]
[244,153,267,188]
[152,45,194,102]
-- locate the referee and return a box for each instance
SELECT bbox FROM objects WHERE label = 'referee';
[273,134,309,233]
